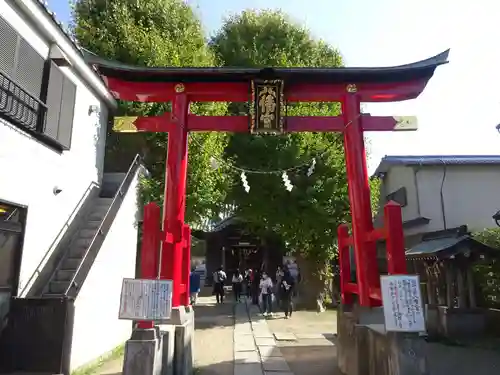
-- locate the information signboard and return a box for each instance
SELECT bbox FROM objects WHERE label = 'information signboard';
[118,278,172,321]
[380,275,425,332]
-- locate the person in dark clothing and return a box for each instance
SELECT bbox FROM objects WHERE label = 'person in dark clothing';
[280,269,295,318]
[251,268,261,305]
[213,266,227,304]
[244,268,253,297]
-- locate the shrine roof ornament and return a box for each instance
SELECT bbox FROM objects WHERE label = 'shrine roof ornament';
[84,49,449,85]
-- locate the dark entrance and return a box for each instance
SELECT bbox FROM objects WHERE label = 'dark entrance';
[0,200,27,324]
[192,217,286,283]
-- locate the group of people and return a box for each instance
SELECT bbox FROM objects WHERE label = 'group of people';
[209,262,299,319]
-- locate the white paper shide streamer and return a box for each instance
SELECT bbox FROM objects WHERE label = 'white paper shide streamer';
[240,172,250,193]
[307,158,316,177]
[282,172,293,192]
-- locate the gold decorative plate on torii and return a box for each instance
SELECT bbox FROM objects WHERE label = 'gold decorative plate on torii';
[249,79,285,134]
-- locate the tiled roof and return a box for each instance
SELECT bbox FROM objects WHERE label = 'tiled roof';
[405,235,497,260]
[373,155,500,177]
[35,0,83,54]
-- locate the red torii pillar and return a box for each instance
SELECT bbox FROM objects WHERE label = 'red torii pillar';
[160,86,190,309]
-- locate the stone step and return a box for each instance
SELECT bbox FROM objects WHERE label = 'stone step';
[48,280,71,294]
[61,257,81,270]
[88,210,106,220]
[74,236,92,248]
[83,220,101,230]
[55,269,76,282]
[78,228,98,238]
[96,197,113,205]
[68,245,86,258]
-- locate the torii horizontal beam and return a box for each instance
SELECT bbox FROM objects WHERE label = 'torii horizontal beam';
[106,79,431,103]
[113,114,418,133]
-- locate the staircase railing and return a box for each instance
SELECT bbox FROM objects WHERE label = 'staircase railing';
[63,154,143,296]
[20,181,99,297]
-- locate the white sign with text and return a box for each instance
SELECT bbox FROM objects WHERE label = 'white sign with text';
[380,275,425,332]
[118,278,172,321]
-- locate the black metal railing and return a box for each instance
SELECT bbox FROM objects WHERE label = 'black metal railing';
[0,70,46,132]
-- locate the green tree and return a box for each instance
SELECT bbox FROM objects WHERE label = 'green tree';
[72,0,230,225]
[472,229,500,308]
[211,10,350,309]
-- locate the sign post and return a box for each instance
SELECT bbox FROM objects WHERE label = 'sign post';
[118,278,173,321]
[380,275,425,333]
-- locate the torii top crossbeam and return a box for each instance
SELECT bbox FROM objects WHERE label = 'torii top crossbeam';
[85,49,448,308]
[86,49,448,103]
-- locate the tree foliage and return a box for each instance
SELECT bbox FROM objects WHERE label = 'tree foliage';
[71,0,230,224]
[210,10,350,307]
[472,229,500,308]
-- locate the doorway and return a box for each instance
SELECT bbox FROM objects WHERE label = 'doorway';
[0,200,27,328]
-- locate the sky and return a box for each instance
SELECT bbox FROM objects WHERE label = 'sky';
[47,0,500,174]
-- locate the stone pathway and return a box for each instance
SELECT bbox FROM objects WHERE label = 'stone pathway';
[233,300,293,375]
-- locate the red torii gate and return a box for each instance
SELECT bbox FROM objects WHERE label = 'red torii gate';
[87,50,448,319]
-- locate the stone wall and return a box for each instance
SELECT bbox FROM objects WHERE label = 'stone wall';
[337,305,428,375]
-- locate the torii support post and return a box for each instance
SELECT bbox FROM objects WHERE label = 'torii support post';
[137,202,161,329]
[160,87,189,310]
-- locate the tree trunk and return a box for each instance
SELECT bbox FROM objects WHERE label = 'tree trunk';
[295,254,330,312]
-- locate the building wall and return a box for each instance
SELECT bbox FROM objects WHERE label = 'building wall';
[70,170,140,370]
[377,164,500,234]
[0,0,108,294]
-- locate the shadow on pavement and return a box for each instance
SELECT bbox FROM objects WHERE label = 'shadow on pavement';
[195,345,340,375]
[193,301,234,330]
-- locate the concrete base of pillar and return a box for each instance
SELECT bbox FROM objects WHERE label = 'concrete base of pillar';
[123,328,163,375]
[337,304,428,375]
[157,324,175,375]
[156,306,195,375]
[158,305,188,325]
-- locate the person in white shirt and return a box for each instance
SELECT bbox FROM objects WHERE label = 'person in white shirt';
[259,272,274,316]
[232,269,244,302]
[213,266,227,304]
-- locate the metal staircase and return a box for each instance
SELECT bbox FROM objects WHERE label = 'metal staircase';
[0,156,143,375]
[42,197,113,297]
[40,154,143,298]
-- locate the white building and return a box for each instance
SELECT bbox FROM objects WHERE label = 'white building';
[373,155,500,243]
[0,0,142,372]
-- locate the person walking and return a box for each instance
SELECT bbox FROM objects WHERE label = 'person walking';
[213,266,227,304]
[275,265,284,304]
[280,269,296,319]
[189,267,201,305]
[251,268,261,305]
[232,269,244,302]
[259,271,274,317]
[244,268,253,298]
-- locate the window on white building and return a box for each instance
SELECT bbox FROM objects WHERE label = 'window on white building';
[0,16,76,151]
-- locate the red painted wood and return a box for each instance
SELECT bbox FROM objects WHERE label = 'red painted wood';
[369,287,382,301]
[132,114,407,133]
[161,94,189,309]
[344,283,359,293]
[337,224,352,305]
[182,225,191,306]
[137,202,161,328]
[107,77,429,103]
[365,227,386,242]
[342,93,379,307]
[384,201,407,275]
